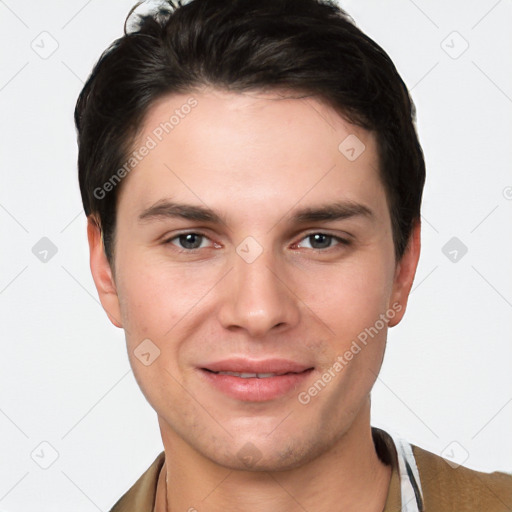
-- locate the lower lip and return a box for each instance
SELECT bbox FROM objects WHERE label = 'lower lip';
[199,368,314,402]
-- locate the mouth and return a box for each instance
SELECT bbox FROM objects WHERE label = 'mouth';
[203,369,308,378]
[198,359,314,402]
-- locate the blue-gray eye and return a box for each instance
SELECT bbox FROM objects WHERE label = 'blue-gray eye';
[299,233,338,249]
[309,233,332,249]
[174,233,205,249]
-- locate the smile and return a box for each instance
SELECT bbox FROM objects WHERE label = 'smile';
[199,366,314,402]
[208,370,297,378]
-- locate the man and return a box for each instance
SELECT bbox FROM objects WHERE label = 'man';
[74,0,512,510]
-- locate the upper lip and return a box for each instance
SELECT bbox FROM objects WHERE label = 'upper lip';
[201,358,313,375]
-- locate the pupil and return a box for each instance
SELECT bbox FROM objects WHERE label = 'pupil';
[311,233,331,249]
[180,233,202,249]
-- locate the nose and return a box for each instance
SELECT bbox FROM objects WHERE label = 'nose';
[218,245,300,338]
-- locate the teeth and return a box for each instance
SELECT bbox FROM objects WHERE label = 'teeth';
[216,371,278,378]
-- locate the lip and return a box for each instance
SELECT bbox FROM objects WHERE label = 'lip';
[201,358,312,374]
[198,358,314,402]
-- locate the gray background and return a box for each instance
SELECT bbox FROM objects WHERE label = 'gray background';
[1,0,511,510]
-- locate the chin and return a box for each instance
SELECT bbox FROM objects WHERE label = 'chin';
[207,434,327,473]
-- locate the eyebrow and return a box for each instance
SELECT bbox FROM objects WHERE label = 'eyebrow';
[291,201,373,223]
[137,199,373,225]
[138,200,225,224]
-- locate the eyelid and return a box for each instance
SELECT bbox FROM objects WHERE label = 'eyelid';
[163,230,219,249]
[295,228,352,243]
[162,229,352,251]
[292,229,353,254]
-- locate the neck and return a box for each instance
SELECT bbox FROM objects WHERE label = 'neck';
[155,404,391,512]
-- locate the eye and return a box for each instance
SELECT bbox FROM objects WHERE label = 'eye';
[296,233,350,250]
[165,232,213,250]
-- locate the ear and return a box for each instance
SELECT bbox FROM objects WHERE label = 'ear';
[87,216,123,328]
[387,219,421,327]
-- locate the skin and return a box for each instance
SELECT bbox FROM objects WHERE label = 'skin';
[88,88,421,511]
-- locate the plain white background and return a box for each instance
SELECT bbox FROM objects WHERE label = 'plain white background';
[1,0,511,510]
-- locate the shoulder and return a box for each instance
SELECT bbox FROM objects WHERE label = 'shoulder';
[412,444,512,512]
[108,451,165,512]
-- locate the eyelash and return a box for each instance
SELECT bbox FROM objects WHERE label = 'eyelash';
[163,231,351,253]
[294,233,352,251]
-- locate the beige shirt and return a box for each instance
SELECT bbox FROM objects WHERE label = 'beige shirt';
[109,428,512,511]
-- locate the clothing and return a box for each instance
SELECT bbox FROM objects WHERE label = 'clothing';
[109,427,512,511]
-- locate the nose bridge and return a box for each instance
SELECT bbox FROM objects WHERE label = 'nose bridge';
[218,239,299,337]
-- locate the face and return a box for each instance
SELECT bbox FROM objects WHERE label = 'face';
[88,88,420,471]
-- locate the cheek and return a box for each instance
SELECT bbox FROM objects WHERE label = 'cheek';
[116,267,168,341]
[115,254,223,353]
[302,256,394,338]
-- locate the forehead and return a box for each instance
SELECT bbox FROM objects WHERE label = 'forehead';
[119,88,386,222]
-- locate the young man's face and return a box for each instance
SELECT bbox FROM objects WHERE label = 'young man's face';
[89,89,419,471]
